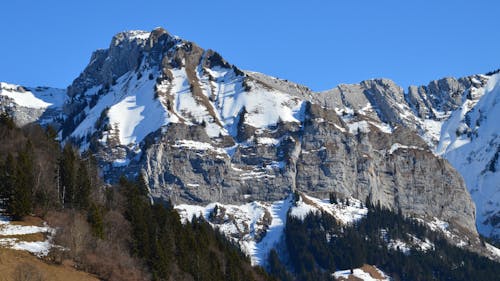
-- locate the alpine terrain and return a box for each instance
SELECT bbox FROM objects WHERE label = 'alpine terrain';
[1,27,500,280]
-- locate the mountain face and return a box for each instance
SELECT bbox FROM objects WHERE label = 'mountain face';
[313,73,500,240]
[1,28,499,253]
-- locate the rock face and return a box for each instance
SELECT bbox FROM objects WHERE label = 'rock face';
[1,28,488,240]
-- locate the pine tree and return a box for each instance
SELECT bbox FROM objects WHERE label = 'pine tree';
[10,143,35,219]
[59,143,77,208]
[0,154,15,209]
[87,203,104,239]
[75,163,91,210]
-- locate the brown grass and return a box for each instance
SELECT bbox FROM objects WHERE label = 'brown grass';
[11,216,44,227]
[361,264,385,279]
[0,248,99,281]
[335,265,386,281]
[0,233,45,242]
[336,274,363,281]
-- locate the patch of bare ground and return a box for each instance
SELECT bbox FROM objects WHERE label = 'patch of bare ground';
[0,248,99,281]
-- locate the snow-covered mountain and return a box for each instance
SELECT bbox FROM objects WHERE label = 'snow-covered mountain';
[1,27,500,254]
[0,82,66,127]
[316,72,500,240]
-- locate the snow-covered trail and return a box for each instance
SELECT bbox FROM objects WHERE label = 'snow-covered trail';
[252,196,293,265]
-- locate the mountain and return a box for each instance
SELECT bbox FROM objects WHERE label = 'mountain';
[0,82,66,127]
[313,72,500,240]
[1,27,500,269]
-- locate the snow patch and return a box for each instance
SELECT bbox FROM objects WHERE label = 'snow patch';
[333,266,390,281]
[290,194,367,225]
[172,140,227,155]
[388,143,424,154]
[348,121,370,134]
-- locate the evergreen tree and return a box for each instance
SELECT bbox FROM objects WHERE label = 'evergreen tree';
[59,143,77,208]
[0,154,16,209]
[10,143,35,219]
[87,203,104,239]
[75,163,91,210]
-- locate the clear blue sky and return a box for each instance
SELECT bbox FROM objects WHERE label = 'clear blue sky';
[1,0,499,91]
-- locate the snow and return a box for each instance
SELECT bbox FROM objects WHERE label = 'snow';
[0,216,55,257]
[290,194,368,225]
[368,121,393,134]
[0,222,52,236]
[126,30,151,41]
[176,194,369,266]
[386,234,434,255]
[0,82,66,109]
[239,170,273,181]
[253,197,293,265]
[172,140,227,155]
[265,161,286,170]
[431,73,500,238]
[112,158,130,167]
[388,143,424,154]
[387,239,411,254]
[72,69,173,147]
[12,240,53,257]
[348,121,370,134]
[257,137,280,146]
[176,199,286,266]
[421,119,444,146]
[485,243,500,259]
[333,266,390,281]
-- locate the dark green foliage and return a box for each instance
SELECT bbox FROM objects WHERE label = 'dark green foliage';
[485,69,500,76]
[0,153,16,209]
[87,203,104,239]
[268,249,293,281]
[281,204,500,281]
[0,112,15,130]
[75,163,92,209]
[329,192,337,204]
[9,142,35,219]
[59,143,77,208]
[58,143,96,210]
